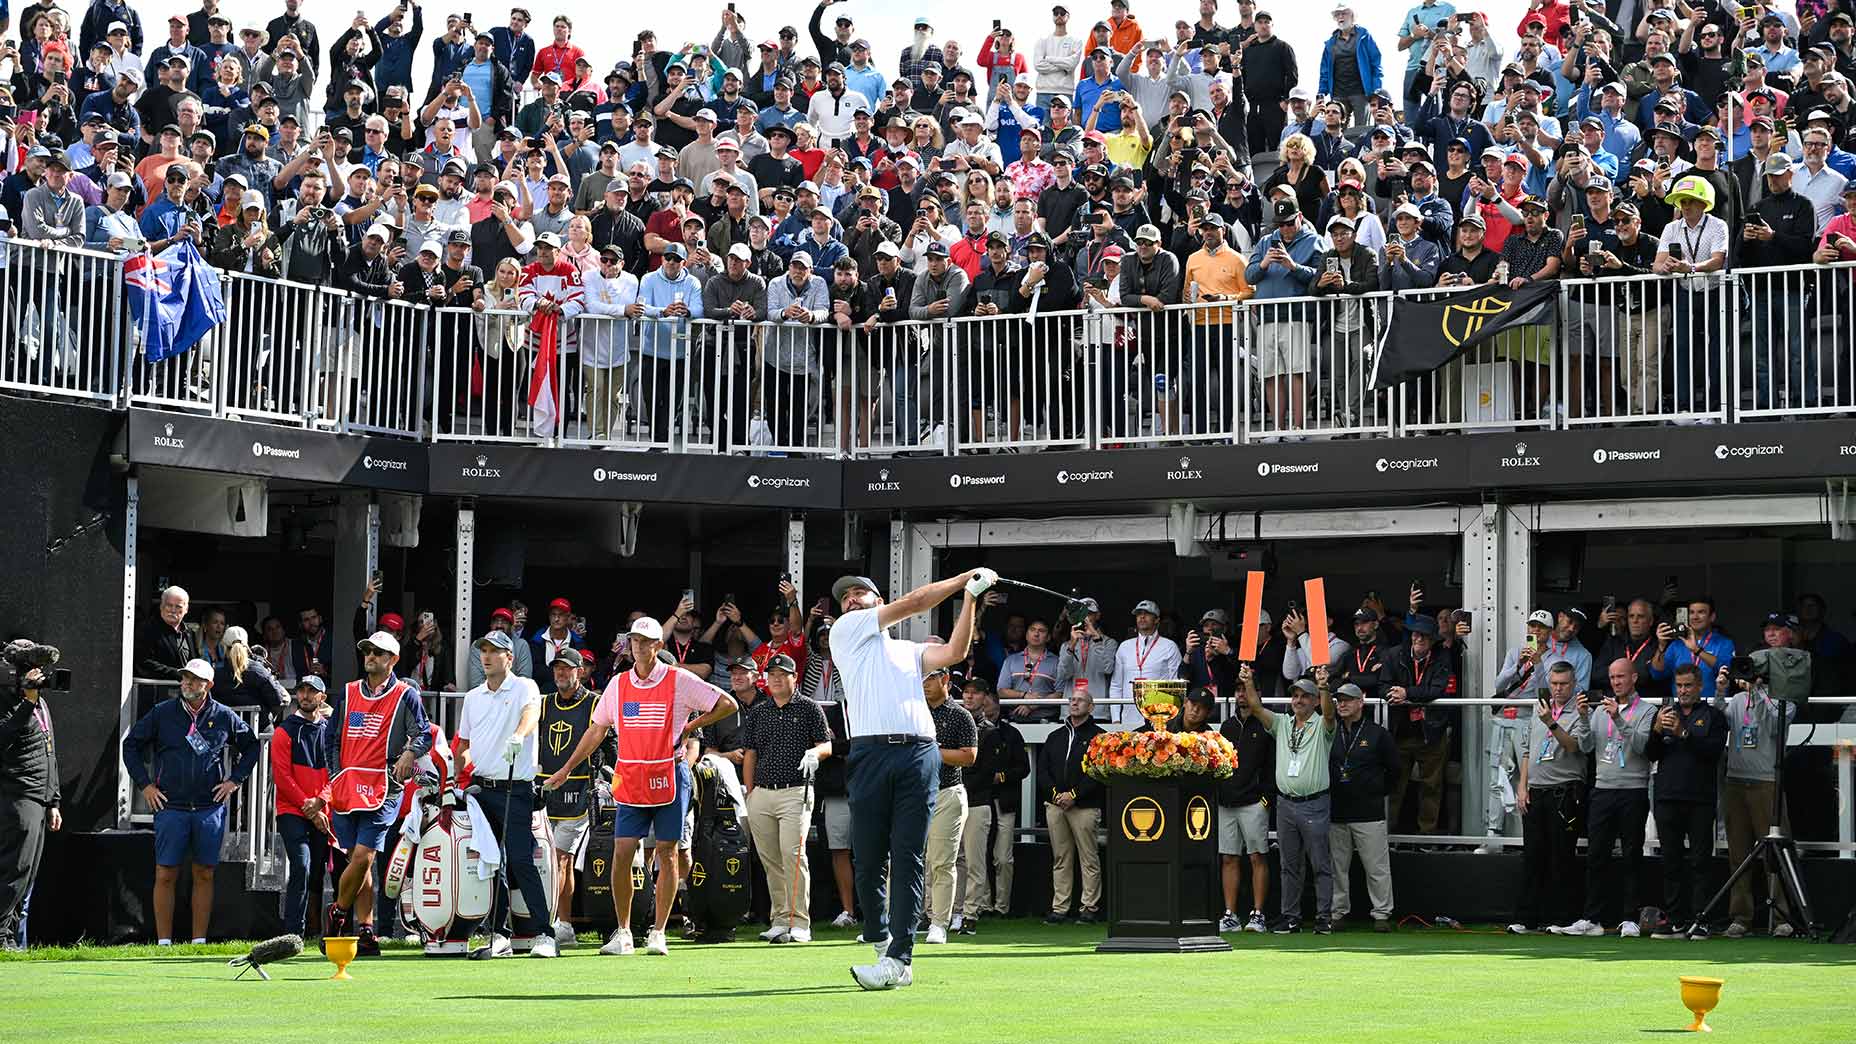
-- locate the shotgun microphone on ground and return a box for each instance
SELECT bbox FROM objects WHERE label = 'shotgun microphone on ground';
[228,934,303,980]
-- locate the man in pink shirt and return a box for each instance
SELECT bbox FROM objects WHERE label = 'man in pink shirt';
[542,616,735,957]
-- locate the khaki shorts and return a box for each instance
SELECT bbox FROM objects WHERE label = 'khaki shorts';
[1253,323,1311,378]
[822,796,852,849]
[550,814,593,870]
[1218,801,1270,856]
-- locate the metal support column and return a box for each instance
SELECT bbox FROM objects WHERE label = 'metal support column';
[332,493,379,686]
[786,513,806,597]
[453,501,476,691]
[1459,503,1533,843]
[116,475,140,830]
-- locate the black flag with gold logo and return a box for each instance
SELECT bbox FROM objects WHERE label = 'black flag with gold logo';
[1370,281,1559,390]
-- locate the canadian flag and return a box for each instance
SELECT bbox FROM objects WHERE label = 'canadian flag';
[528,308,559,438]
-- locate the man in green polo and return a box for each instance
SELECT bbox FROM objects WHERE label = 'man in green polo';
[1240,662,1336,935]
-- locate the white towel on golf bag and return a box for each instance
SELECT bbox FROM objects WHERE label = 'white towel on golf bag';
[401,791,424,840]
[463,793,501,880]
[697,753,749,830]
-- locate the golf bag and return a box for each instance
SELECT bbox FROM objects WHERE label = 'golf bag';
[385,783,494,956]
[686,756,751,942]
[580,807,656,933]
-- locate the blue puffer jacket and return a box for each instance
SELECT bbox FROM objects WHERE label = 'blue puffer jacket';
[1318,27,1385,99]
[123,694,262,811]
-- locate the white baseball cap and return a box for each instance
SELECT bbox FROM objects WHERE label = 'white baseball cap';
[1527,609,1554,628]
[728,242,751,261]
[179,658,215,681]
[359,630,402,656]
[628,616,664,641]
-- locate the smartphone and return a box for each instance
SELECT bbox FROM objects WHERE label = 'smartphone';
[1524,633,1540,652]
[729,1,736,10]
[371,568,383,586]
[1602,594,1617,612]
[723,592,736,609]
[1453,609,1473,626]
[681,588,695,605]
[1571,214,1585,232]
[463,11,473,24]
[1325,256,1339,275]
[1667,243,1684,261]
[993,19,1002,31]
[418,610,435,629]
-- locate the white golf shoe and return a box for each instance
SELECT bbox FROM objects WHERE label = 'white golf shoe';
[760,924,790,943]
[645,928,669,955]
[599,928,634,955]
[529,934,557,958]
[830,911,857,929]
[851,956,912,991]
[553,921,577,947]
[925,924,948,944]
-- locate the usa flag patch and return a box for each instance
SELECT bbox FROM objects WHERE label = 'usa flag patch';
[347,711,384,738]
[621,701,668,728]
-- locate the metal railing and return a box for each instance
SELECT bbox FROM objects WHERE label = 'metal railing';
[126,680,281,884]
[15,240,1856,453]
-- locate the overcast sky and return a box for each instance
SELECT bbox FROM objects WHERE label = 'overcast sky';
[204,0,1538,95]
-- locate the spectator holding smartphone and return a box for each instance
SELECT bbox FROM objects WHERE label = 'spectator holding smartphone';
[1508,662,1589,934]
[1644,663,1728,939]
[1551,658,1654,938]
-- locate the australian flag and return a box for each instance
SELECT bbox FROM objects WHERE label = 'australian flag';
[127,239,228,363]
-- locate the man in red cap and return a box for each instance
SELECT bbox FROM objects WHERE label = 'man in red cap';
[530,598,587,695]
[468,608,534,686]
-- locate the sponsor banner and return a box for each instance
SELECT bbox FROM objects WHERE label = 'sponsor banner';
[427,444,840,507]
[126,409,426,490]
[842,439,1467,508]
[1467,421,1856,488]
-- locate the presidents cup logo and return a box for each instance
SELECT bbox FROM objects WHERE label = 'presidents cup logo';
[1376,456,1441,473]
[592,468,660,483]
[1501,441,1542,469]
[251,441,302,460]
[1056,468,1114,485]
[1166,456,1204,482]
[1714,443,1785,460]
[865,467,901,493]
[949,473,1006,489]
[1592,447,1663,464]
[460,453,502,479]
[747,474,813,490]
[152,422,185,449]
[1256,460,1320,477]
[361,454,409,471]
[1441,293,1513,346]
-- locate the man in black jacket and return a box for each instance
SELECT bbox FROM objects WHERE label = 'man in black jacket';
[1329,682,1399,931]
[137,585,199,681]
[1645,663,1729,939]
[1037,688,1104,923]
[1215,672,1273,934]
[0,665,61,949]
[1340,607,1390,701]
[1741,155,1822,411]
[954,679,1029,932]
[1380,614,1455,838]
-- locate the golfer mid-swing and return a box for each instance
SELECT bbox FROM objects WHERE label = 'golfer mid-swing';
[833,568,992,991]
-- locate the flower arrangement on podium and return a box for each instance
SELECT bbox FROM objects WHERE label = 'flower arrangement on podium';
[1083,681,1238,781]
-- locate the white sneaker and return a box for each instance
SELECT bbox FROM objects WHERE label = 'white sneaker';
[831,911,857,929]
[645,928,669,955]
[1773,923,1795,938]
[925,924,948,945]
[1619,920,1641,938]
[760,924,790,943]
[926,423,947,451]
[599,928,634,956]
[1245,911,1268,933]
[1506,924,1531,935]
[1550,919,1604,937]
[487,933,514,956]
[1217,911,1243,933]
[529,934,557,958]
[949,914,964,933]
[553,921,576,947]
[851,956,912,991]
[783,928,812,943]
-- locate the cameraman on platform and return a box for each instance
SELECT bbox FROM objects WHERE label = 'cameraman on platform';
[1712,613,1799,939]
[0,662,61,950]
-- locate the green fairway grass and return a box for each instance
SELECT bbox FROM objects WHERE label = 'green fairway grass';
[1,923,1849,1042]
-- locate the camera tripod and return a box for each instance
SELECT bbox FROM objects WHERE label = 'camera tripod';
[1695,696,1817,940]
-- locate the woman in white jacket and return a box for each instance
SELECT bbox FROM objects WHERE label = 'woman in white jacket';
[578,244,641,443]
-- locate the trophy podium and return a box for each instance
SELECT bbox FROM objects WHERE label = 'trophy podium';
[1096,680,1231,954]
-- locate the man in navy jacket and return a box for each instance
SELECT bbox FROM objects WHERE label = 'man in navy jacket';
[122,658,261,945]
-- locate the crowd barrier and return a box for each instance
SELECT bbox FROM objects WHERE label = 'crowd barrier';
[13,241,1854,455]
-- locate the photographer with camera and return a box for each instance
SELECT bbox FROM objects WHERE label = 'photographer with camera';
[0,654,61,950]
[1551,658,1654,939]
[1508,662,1589,935]
[1711,612,1800,938]
[1597,597,1668,703]
[1644,663,1728,939]
[1651,594,1736,700]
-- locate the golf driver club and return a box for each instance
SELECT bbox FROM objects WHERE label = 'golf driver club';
[993,577,1093,624]
[778,771,815,942]
[469,762,520,960]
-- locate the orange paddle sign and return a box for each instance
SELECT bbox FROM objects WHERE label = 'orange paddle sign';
[1304,577,1329,664]
[1238,571,1265,661]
